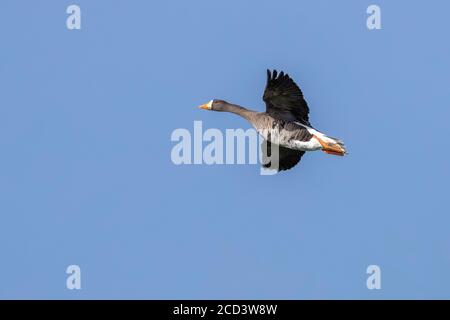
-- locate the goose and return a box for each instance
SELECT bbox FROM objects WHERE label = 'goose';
[198,70,346,171]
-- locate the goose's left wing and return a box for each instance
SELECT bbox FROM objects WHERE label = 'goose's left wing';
[263,69,310,124]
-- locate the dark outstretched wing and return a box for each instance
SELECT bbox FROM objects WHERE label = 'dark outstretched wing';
[263,69,310,124]
[261,139,305,171]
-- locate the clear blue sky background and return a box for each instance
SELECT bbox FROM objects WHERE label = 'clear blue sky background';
[1,0,449,299]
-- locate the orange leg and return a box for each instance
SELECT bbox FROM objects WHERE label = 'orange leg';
[313,135,345,156]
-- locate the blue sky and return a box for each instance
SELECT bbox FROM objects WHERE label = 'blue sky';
[1,0,450,299]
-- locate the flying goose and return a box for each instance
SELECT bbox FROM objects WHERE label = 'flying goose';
[198,70,346,171]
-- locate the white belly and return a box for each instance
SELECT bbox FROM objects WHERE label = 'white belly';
[287,138,322,151]
[256,127,322,152]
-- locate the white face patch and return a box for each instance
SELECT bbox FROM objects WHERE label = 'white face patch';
[206,100,214,110]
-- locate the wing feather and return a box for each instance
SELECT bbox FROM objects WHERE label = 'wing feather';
[263,69,310,124]
[261,139,305,171]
